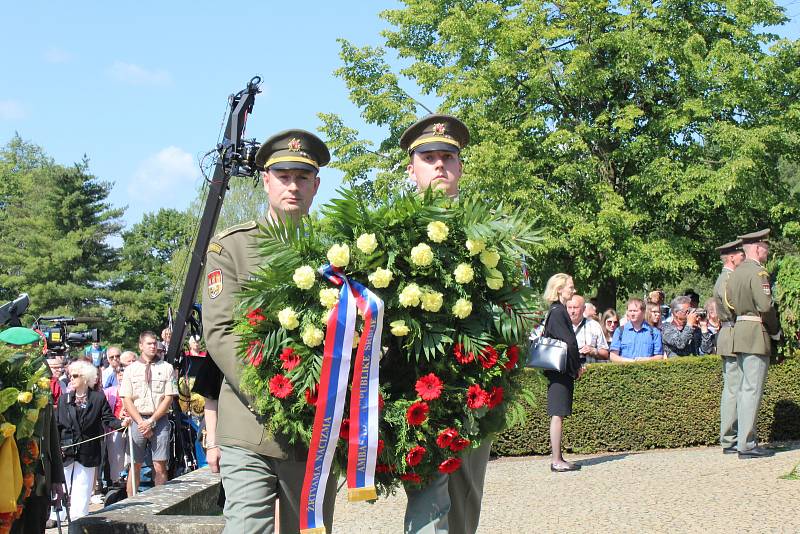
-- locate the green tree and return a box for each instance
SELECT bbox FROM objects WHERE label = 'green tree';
[0,136,123,319]
[320,0,800,310]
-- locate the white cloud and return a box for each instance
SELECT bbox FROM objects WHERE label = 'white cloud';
[0,99,26,120]
[128,146,200,198]
[108,61,172,86]
[43,47,74,63]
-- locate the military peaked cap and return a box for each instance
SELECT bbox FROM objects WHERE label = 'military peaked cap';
[737,229,771,245]
[399,114,470,154]
[254,129,330,172]
[715,239,743,254]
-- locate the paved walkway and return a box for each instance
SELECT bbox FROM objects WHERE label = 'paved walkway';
[331,442,800,533]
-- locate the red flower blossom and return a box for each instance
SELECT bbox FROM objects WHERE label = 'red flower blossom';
[450,437,471,452]
[280,347,301,370]
[504,345,520,370]
[246,307,266,326]
[268,374,293,399]
[415,373,443,401]
[466,385,487,409]
[340,418,350,439]
[478,346,499,369]
[304,384,319,406]
[438,457,462,474]
[378,393,385,411]
[377,439,385,456]
[436,428,459,449]
[487,386,504,409]
[453,343,475,364]
[400,472,422,483]
[375,463,393,473]
[406,445,427,467]
[406,401,429,426]
[246,340,263,367]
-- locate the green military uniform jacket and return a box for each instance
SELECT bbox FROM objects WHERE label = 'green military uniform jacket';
[33,404,64,497]
[202,218,303,459]
[726,258,779,356]
[713,267,736,357]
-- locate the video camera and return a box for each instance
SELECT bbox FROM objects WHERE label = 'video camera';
[33,316,100,357]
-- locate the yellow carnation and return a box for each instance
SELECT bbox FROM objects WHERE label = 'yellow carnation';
[319,288,340,308]
[390,320,410,337]
[353,332,361,349]
[17,391,33,404]
[399,284,423,307]
[356,233,378,254]
[278,307,300,330]
[0,422,15,438]
[368,268,393,289]
[292,265,316,290]
[301,325,325,347]
[36,395,49,409]
[37,377,51,390]
[479,248,500,268]
[426,221,449,243]
[26,409,39,422]
[420,291,444,312]
[452,298,473,319]
[453,263,475,284]
[327,244,350,268]
[409,243,434,267]
[486,268,504,290]
[466,239,486,256]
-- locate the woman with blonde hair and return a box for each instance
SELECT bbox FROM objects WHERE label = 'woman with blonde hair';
[600,309,620,346]
[541,273,582,472]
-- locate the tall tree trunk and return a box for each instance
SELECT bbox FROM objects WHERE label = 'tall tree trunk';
[595,277,618,314]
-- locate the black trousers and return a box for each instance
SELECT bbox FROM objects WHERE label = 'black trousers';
[11,494,50,534]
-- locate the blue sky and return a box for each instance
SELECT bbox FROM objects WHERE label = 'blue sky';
[1,1,798,234]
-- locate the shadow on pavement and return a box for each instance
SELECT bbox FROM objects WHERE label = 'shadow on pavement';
[576,452,629,466]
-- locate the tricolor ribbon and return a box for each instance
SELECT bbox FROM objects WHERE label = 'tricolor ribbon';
[299,265,384,534]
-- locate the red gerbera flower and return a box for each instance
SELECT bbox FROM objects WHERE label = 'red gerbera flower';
[415,373,443,401]
[450,437,471,452]
[400,472,422,483]
[436,428,459,449]
[304,384,319,406]
[504,345,520,370]
[377,439,385,456]
[453,343,475,364]
[279,347,301,370]
[466,385,487,409]
[246,340,263,367]
[246,307,266,326]
[376,463,393,473]
[406,445,426,467]
[339,418,350,440]
[438,457,462,474]
[268,374,293,399]
[406,401,429,426]
[487,386,504,409]
[478,346,499,369]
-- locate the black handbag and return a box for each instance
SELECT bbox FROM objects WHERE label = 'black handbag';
[526,310,569,372]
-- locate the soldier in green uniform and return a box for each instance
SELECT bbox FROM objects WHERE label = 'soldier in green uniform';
[725,229,780,458]
[399,114,490,534]
[714,239,744,454]
[202,130,337,533]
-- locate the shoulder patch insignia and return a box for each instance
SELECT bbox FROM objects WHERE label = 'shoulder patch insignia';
[207,269,223,299]
[757,270,769,278]
[215,220,258,240]
[207,242,223,255]
[762,282,771,295]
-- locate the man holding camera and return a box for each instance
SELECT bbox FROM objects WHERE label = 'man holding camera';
[725,229,780,458]
[661,296,715,357]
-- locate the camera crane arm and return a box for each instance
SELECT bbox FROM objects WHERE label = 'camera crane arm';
[165,76,262,366]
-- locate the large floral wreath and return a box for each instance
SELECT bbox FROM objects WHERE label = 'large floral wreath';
[0,343,50,532]
[236,189,539,494]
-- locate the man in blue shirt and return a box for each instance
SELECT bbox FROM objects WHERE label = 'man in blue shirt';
[610,298,665,361]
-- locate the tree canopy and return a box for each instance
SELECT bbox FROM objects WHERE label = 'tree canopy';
[320,0,800,309]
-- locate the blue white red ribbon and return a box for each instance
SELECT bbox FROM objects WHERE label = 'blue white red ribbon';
[299,265,383,534]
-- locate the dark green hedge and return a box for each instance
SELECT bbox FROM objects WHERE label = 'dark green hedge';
[494,355,800,456]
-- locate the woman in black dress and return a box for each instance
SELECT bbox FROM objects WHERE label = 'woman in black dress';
[541,273,582,472]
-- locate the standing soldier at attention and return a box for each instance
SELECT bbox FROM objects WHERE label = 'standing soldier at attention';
[725,229,780,459]
[398,114,489,534]
[202,130,337,533]
[714,239,744,454]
